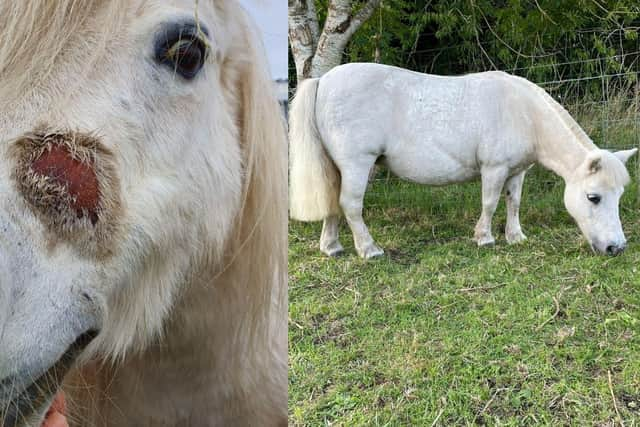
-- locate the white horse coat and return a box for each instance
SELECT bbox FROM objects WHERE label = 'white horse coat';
[290,62,636,258]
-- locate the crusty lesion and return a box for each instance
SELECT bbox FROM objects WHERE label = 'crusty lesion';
[9,125,122,258]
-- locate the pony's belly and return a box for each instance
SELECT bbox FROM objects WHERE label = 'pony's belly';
[385,155,478,185]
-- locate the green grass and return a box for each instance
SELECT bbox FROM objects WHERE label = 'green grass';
[289,164,640,426]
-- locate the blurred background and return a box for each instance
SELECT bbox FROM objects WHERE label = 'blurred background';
[241,0,288,111]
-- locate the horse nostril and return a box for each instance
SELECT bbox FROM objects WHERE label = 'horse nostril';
[606,244,623,256]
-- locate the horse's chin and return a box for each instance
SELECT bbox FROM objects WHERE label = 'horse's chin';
[0,330,98,427]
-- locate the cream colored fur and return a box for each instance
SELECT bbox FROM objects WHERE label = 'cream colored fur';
[289,77,341,221]
[0,1,286,426]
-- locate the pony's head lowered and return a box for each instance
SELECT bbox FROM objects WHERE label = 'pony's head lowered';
[564,148,637,255]
[0,0,286,425]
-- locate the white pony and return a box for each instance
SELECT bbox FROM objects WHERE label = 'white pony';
[290,62,636,258]
[0,1,286,426]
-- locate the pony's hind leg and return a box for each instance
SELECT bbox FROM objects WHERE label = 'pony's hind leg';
[339,156,384,259]
[504,170,527,244]
[320,215,344,256]
[474,167,509,246]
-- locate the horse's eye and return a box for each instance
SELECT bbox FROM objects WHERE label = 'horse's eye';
[163,38,206,79]
[587,193,601,204]
[155,22,209,80]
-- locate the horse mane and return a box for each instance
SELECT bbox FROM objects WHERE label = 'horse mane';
[0,0,126,102]
[216,0,287,358]
[512,74,596,151]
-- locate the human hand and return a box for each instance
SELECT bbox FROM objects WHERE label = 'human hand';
[41,392,69,427]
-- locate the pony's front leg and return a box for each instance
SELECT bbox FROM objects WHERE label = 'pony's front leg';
[474,167,508,246]
[339,161,384,259]
[320,215,344,256]
[504,170,527,244]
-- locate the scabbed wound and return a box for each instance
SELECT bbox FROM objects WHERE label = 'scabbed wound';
[31,144,99,224]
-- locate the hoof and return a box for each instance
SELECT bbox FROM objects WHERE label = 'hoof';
[321,242,344,257]
[475,235,495,247]
[359,244,384,259]
[506,231,527,245]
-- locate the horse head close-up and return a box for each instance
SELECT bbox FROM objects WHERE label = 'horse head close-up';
[0,1,286,426]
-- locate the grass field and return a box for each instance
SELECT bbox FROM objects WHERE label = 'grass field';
[289,160,640,425]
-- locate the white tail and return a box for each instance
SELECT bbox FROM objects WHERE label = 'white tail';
[289,78,341,221]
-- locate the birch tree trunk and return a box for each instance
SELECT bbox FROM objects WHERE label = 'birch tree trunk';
[288,0,382,81]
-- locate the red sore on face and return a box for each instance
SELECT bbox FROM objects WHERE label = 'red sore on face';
[31,144,99,221]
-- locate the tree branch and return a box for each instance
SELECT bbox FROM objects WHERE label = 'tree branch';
[311,0,382,77]
[346,0,382,39]
[288,0,321,80]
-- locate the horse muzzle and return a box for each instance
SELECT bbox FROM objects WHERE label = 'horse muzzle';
[0,330,98,427]
[591,239,626,256]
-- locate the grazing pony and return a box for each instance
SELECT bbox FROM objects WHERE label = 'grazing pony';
[289,62,636,258]
[0,1,286,426]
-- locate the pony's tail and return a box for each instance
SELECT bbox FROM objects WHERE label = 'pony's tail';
[289,78,341,221]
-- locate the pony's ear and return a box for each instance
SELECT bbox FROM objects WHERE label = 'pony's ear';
[613,148,638,165]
